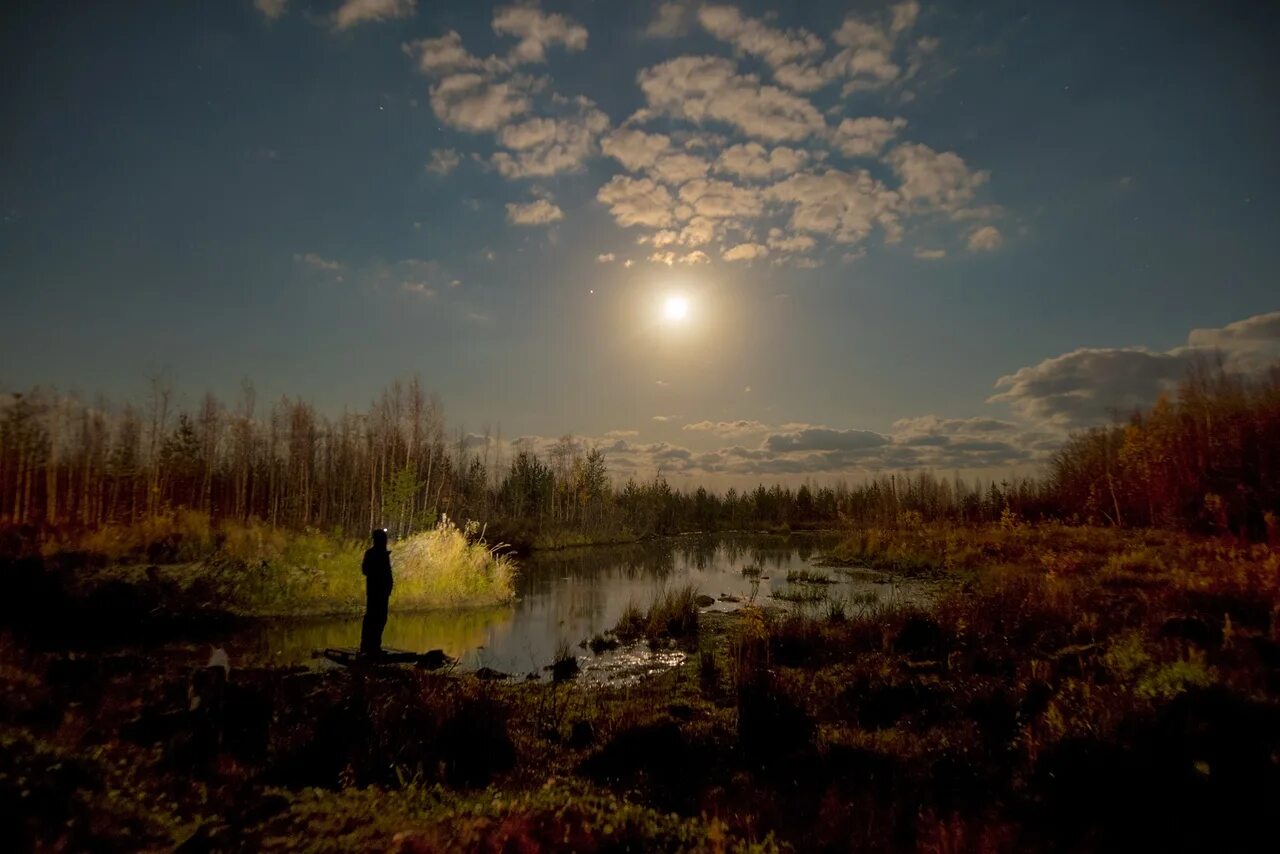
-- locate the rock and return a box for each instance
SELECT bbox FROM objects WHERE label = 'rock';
[718,594,742,603]
[473,667,510,681]
[695,594,716,608]
[418,649,456,670]
[551,655,580,682]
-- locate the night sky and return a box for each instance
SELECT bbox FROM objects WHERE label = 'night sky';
[3,0,1278,484]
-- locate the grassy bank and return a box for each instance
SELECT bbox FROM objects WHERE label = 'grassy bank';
[10,512,516,618]
[3,521,1278,850]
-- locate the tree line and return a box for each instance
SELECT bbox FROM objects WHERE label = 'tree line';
[2,362,1277,550]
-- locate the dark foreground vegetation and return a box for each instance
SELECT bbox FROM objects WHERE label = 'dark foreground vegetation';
[3,520,1279,851]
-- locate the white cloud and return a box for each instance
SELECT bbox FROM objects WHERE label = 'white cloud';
[596,253,616,263]
[887,143,989,212]
[767,167,900,244]
[714,142,809,180]
[645,1,698,37]
[1187,311,1280,371]
[833,116,907,157]
[637,55,827,142]
[767,229,816,253]
[596,176,676,228]
[492,5,588,64]
[678,178,763,219]
[914,246,946,259]
[683,419,770,437]
[333,0,415,31]
[698,5,824,69]
[403,32,506,75]
[763,425,888,453]
[647,152,711,185]
[425,148,461,175]
[294,252,342,271]
[491,98,609,178]
[505,198,564,225]
[428,73,531,132]
[254,0,288,20]
[967,225,1003,251]
[601,128,672,172]
[723,242,769,262]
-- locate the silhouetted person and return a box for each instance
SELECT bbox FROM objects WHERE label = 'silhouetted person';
[360,528,392,656]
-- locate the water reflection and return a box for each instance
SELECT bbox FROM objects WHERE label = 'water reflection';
[210,534,928,679]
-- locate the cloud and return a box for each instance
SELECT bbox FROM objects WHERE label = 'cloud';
[647,152,711,185]
[766,229,816,253]
[645,1,699,38]
[967,225,1003,251]
[723,242,769,262]
[914,247,946,259]
[767,167,900,245]
[605,429,640,439]
[1187,311,1280,371]
[333,0,415,31]
[254,0,288,20]
[683,419,770,437]
[294,252,343,271]
[492,4,588,64]
[991,348,1188,429]
[492,98,610,178]
[714,142,809,180]
[678,178,763,219]
[637,55,827,142]
[601,128,672,172]
[698,5,824,69]
[763,425,889,453]
[428,73,531,132]
[652,414,681,422]
[426,148,461,175]
[403,32,503,75]
[597,176,676,228]
[505,198,564,225]
[887,143,990,212]
[990,310,1280,429]
[596,253,616,263]
[833,116,907,157]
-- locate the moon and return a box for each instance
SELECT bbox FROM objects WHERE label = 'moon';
[663,295,691,322]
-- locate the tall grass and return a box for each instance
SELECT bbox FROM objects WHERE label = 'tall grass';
[615,584,700,645]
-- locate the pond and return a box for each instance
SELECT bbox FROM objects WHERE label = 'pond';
[210,533,933,681]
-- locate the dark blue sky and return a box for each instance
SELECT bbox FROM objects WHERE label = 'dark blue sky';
[3,1,1278,482]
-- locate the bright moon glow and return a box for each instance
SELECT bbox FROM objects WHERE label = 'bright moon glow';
[663,295,690,322]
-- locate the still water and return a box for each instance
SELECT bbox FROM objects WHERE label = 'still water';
[217,534,930,679]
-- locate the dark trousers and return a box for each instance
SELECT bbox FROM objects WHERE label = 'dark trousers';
[361,581,390,653]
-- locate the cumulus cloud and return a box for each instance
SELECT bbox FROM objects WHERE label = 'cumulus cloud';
[647,0,704,36]
[492,4,588,64]
[714,142,808,180]
[723,242,769,262]
[914,247,946,259]
[683,419,770,437]
[294,252,343,271]
[333,0,415,31]
[833,116,907,157]
[989,310,1280,430]
[254,0,288,20]
[601,128,671,171]
[678,178,763,219]
[403,32,503,75]
[1185,311,1280,370]
[596,176,676,228]
[698,5,824,69]
[428,73,531,132]
[887,143,989,212]
[505,197,564,225]
[764,425,889,453]
[767,167,900,245]
[767,229,816,253]
[596,253,616,263]
[967,225,1003,251]
[637,55,827,142]
[425,148,461,175]
[491,98,610,178]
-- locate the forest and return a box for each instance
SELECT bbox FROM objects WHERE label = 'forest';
[3,363,1279,555]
